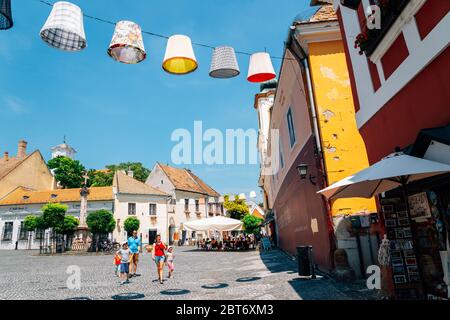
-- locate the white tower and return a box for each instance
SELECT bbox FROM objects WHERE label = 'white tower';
[51,136,77,159]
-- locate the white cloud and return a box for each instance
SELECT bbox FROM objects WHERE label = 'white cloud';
[2,96,29,114]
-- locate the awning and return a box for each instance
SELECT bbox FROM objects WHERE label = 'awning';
[183,216,243,232]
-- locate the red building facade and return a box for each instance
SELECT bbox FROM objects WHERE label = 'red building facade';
[334,0,450,299]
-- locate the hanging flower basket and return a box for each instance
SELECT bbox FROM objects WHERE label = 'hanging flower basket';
[354,0,410,56]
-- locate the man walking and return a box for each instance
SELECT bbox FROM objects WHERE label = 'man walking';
[128,230,141,277]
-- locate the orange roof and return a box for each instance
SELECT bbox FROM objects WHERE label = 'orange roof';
[158,163,220,197]
[0,186,113,205]
[251,208,264,219]
[114,170,168,196]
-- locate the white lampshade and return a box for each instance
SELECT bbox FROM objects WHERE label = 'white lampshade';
[247,52,276,83]
[209,46,240,79]
[108,21,146,64]
[249,191,257,198]
[40,1,86,51]
[162,34,198,75]
[238,193,246,200]
[218,196,225,203]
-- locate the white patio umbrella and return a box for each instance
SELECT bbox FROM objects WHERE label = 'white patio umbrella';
[318,152,450,200]
[183,216,243,232]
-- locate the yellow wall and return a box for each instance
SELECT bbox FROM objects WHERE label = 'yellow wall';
[0,152,55,199]
[308,40,377,216]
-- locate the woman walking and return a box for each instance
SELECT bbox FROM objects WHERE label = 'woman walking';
[152,234,166,284]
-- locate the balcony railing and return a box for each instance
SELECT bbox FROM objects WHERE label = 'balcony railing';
[355,0,410,57]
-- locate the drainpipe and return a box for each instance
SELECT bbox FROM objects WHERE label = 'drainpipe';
[286,25,337,267]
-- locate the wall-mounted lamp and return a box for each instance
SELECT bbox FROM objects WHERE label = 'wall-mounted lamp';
[296,164,316,185]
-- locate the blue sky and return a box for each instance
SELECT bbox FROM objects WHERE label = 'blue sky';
[0,0,310,198]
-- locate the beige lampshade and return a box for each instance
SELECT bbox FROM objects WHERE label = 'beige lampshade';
[108,20,146,64]
[247,52,276,83]
[40,1,86,51]
[238,193,246,200]
[162,34,198,75]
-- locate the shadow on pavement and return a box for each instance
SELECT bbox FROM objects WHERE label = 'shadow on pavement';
[160,289,191,296]
[236,276,261,283]
[65,297,92,300]
[201,283,229,289]
[111,292,145,300]
[259,249,298,274]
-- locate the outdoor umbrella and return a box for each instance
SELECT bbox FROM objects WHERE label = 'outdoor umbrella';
[183,216,243,232]
[318,152,450,200]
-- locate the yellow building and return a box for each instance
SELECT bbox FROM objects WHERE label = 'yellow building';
[0,140,55,200]
[295,5,377,218]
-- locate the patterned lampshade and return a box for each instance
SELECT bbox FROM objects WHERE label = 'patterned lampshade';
[40,1,87,51]
[108,21,146,64]
[209,46,240,79]
[247,52,276,83]
[0,0,13,30]
[162,35,198,75]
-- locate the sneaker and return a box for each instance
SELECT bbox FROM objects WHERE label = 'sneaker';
[120,281,126,285]
[159,279,164,284]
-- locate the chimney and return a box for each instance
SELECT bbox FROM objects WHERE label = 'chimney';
[3,152,8,161]
[127,170,134,178]
[17,140,27,159]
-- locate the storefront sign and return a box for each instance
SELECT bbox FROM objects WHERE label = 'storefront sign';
[408,192,431,220]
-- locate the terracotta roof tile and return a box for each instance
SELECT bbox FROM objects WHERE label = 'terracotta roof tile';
[296,5,337,24]
[0,186,113,205]
[114,171,168,196]
[158,163,220,197]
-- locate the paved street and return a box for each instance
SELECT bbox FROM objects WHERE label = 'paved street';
[0,247,377,300]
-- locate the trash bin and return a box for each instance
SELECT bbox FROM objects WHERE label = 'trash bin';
[297,246,313,277]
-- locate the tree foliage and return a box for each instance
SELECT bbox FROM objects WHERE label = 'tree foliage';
[23,215,37,232]
[42,203,67,231]
[89,169,114,187]
[48,156,86,189]
[241,214,263,236]
[54,215,79,235]
[124,216,140,236]
[86,210,115,235]
[35,216,48,230]
[223,195,249,220]
[106,162,151,183]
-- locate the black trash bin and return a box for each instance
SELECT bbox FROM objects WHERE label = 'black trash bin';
[297,246,315,277]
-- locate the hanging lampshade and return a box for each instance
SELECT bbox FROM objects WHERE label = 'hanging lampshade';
[0,0,13,30]
[162,35,198,75]
[107,21,146,64]
[209,46,240,79]
[238,193,247,200]
[247,52,276,83]
[249,190,257,199]
[40,1,87,51]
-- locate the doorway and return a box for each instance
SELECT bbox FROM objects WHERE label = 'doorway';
[148,229,157,244]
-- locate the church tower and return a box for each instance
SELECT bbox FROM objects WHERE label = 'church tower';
[50,137,77,159]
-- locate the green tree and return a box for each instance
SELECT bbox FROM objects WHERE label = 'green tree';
[42,203,67,253]
[48,156,86,188]
[106,162,151,183]
[42,203,67,229]
[35,216,48,231]
[86,210,115,252]
[124,217,140,237]
[89,170,114,187]
[23,215,37,232]
[224,195,249,220]
[241,214,263,236]
[55,215,79,235]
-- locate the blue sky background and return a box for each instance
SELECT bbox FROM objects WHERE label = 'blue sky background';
[0,0,310,199]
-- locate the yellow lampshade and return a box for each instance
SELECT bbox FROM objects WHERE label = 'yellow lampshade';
[162,35,198,75]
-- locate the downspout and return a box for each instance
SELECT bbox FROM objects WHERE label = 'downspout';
[287,25,337,268]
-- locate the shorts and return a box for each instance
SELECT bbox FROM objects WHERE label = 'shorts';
[155,255,165,264]
[130,253,139,264]
[120,262,129,274]
[167,261,175,271]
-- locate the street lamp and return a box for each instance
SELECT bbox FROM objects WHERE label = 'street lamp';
[296,164,316,185]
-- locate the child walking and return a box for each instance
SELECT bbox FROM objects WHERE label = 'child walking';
[166,246,175,279]
[116,241,131,285]
[113,252,121,277]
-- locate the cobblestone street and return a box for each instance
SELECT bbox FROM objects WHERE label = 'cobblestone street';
[0,247,377,300]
